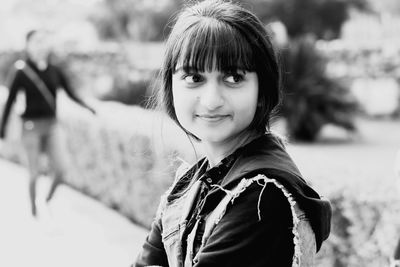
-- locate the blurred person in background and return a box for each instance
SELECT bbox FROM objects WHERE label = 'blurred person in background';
[0,29,95,218]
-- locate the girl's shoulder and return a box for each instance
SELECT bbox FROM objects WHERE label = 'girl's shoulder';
[228,174,297,216]
[14,60,26,70]
[228,174,317,265]
[11,60,27,78]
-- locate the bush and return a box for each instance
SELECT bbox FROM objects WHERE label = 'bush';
[57,98,196,227]
[98,72,156,107]
[316,191,400,267]
[280,36,359,141]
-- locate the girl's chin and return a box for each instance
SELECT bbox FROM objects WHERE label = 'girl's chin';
[192,132,229,144]
[194,128,258,145]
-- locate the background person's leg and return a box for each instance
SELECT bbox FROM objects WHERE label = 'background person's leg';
[45,121,69,203]
[393,239,400,263]
[21,121,42,217]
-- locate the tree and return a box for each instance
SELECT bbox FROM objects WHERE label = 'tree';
[237,0,369,141]
[238,0,370,40]
[88,0,181,41]
[280,36,359,141]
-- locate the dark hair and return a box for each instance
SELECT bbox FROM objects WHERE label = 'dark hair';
[157,0,281,138]
[26,30,38,42]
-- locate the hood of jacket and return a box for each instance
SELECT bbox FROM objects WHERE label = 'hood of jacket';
[218,133,332,251]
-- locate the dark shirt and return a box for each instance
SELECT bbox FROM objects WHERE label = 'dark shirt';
[183,152,239,259]
[0,58,89,136]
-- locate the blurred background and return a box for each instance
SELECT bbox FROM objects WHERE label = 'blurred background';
[0,0,399,266]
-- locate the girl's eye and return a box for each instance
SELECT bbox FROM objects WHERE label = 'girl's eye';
[224,73,245,84]
[183,73,204,84]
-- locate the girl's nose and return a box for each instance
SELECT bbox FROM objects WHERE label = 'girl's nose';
[199,83,224,110]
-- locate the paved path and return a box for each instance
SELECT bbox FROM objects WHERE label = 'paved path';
[0,159,148,267]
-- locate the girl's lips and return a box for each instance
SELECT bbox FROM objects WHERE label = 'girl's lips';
[196,114,230,122]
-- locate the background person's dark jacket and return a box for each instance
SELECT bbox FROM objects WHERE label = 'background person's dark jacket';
[0,58,91,138]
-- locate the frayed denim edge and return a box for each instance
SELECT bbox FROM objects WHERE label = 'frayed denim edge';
[212,174,301,267]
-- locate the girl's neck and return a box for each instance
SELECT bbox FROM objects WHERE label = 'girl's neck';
[203,131,262,168]
[35,60,48,71]
[28,56,48,71]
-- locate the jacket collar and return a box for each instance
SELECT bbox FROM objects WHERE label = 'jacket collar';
[208,133,331,252]
[220,133,303,188]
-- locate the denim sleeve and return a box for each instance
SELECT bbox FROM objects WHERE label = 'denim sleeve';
[134,162,190,267]
[193,183,295,267]
[134,216,168,267]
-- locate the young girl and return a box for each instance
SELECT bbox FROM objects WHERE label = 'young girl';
[135,1,331,266]
[0,29,95,217]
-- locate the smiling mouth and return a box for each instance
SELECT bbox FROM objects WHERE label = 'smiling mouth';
[196,114,230,122]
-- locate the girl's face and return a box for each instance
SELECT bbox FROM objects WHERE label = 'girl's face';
[172,67,259,145]
[26,32,51,63]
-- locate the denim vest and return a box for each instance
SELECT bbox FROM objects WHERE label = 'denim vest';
[159,175,201,267]
[159,173,317,267]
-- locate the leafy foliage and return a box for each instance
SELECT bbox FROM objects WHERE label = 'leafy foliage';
[89,0,370,41]
[99,78,153,107]
[280,37,359,141]
[238,0,370,40]
[89,0,181,41]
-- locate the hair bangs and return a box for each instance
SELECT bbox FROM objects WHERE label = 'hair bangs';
[172,18,256,73]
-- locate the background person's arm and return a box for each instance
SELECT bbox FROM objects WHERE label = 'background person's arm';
[57,66,96,114]
[0,68,22,138]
